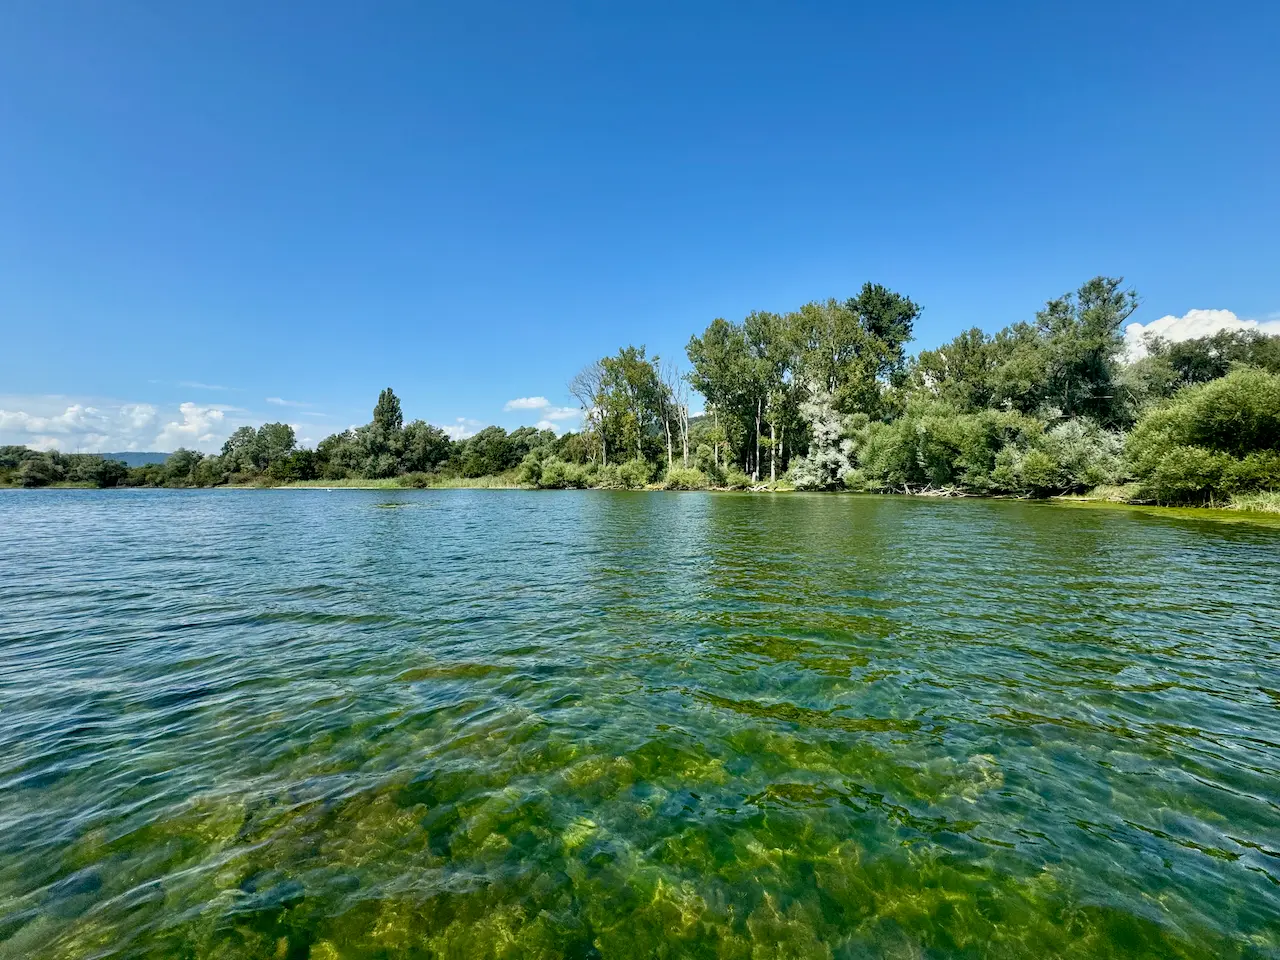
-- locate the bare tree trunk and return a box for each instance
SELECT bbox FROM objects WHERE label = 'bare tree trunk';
[770,421,776,483]
[753,396,762,482]
[634,390,643,462]
[680,404,689,467]
[570,360,607,469]
[780,423,786,475]
[713,408,720,471]
[658,358,690,470]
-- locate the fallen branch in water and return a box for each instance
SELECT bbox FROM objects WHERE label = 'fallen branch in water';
[900,483,968,498]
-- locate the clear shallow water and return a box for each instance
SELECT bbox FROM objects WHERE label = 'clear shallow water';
[2,489,1279,960]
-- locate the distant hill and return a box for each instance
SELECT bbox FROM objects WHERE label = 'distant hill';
[99,452,170,467]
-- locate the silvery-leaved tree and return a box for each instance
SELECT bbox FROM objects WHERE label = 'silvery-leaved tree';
[790,380,857,490]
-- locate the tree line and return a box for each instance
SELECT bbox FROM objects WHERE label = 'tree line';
[4,275,1277,505]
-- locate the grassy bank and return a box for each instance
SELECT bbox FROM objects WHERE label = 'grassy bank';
[280,477,413,489]
[0,480,100,490]
[279,473,524,490]
[1060,484,1280,514]
[1226,491,1280,514]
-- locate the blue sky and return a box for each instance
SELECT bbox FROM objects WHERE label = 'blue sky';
[2,1,1278,451]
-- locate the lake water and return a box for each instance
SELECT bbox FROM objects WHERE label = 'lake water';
[2,489,1279,958]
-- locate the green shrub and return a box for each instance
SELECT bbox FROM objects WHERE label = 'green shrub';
[397,472,433,488]
[1174,367,1280,456]
[18,458,55,487]
[564,462,594,488]
[693,444,718,476]
[538,457,569,489]
[1018,449,1059,496]
[1128,367,1280,503]
[594,464,623,489]
[721,468,750,490]
[514,451,543,485]
[1033,419,1125,491]
[663,467,707,490]
[990,446,1020,492]
[617,458,652,489]
[856,402,1047,493]
[1139,445,1233,504]
[92,459,130,488]
[1225,450,1280,492]
[841,468,869,491]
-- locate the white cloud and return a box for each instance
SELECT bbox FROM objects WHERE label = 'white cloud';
[122,404,159,431]
[532,408,582,435]
[284,422,320,449]
[439,417,484,440]
[0,403,110,437]
[176,380,229,391]
[266,396,309,407]
[499,394,582,431]
[1124,309,1280,359]
[504,396,550,411]
[0,395,245,453]
[153,403,227,450]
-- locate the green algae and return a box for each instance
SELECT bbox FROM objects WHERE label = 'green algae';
[2,490,1279,958]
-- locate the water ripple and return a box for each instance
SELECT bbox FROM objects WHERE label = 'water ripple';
[1,489,1278,958]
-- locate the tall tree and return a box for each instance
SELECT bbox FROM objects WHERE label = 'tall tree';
[1149,328,1280,386]
[569,361,607,465]
[789,284,920,417]
[255,423,296,469]
[402,420,452,472]
[688,318,757,472]
[373,387,404,434]
[455,426,512,477]
[848,282,920,382]
[221,426,259,473]
[1036,276,1136,425]
[745,310,796,482]
[911,327,1001,412]
[599,346,665,463]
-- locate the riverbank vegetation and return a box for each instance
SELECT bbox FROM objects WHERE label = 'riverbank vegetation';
[5,276,1277,508]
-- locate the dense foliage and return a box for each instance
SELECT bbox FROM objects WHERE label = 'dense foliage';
[1125,367,1280,504]
[6,276,1277,506]
[0,447,129,488]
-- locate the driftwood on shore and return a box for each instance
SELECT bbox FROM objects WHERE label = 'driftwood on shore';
[900,484,969,498]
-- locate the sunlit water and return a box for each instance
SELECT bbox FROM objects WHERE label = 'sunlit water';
[2,489,1279,959]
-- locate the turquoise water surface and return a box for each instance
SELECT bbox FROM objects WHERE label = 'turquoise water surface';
[1,489,1278,958]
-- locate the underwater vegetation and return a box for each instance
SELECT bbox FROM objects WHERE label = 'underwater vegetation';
[1,490,1278,958]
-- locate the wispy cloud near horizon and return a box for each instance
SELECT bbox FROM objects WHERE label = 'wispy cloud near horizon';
[504,396,549,411]
[439,417,484,440]
[0,394,253,453]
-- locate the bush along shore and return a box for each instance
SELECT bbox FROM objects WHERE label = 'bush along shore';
[4,275,1278,512]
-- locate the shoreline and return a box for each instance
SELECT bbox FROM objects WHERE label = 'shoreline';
[7,481,1278,523]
